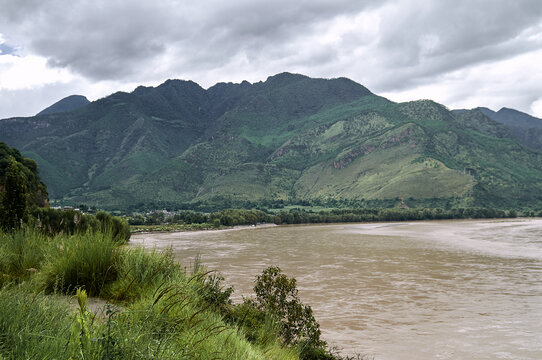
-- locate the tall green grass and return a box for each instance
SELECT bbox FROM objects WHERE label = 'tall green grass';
[40,231,120,296]
[104,247,179,302]
[127,278,299,360]
[0,228,303,359]
[0,228,48,286]
[0,285,73,359]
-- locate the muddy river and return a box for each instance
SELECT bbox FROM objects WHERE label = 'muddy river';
[131,219,542,359]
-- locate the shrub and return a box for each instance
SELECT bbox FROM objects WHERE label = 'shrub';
[225,266,331,359]
[41,231,120,296]
[96,211,131,243]
[253,266,324,349]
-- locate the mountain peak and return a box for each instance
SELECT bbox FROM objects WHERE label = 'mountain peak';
[160,78,202,89]
[37,95,90,116]
[482,106,542,128]
[497,107,524,115]
[264,72,309,85]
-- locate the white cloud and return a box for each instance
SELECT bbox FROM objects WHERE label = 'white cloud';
[0,53,144,117]
[531,99,542,118]
[379,47,542,117]
[0,54,73,90]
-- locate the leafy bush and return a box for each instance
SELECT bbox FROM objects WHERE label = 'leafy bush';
[252,266,324,348]
[228,266,330,359]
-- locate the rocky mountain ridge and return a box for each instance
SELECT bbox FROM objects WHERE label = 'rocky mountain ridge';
[2,73,542,210]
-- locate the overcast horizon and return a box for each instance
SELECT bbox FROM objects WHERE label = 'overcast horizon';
[1,0,542,119]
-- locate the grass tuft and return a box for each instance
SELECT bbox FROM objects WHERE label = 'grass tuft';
[0,286,73,359]
[40,231,120,296]
[0,227,48,285]
[104,247,179,302]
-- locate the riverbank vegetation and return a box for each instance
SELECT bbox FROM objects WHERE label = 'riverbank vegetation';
[128,206,519,232]
[0,224,359,359]
[271,206,517,224]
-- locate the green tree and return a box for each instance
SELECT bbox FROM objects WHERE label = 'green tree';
[253,266,324,348]
[0,156,28,230]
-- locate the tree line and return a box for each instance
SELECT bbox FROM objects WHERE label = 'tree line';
[129,206,519,228]
[271,207,517,224]
[129,208,273,227]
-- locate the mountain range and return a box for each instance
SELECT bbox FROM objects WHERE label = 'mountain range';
[2,72,542,211]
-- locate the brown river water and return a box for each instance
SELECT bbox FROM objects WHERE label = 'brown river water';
[131,219,542,359]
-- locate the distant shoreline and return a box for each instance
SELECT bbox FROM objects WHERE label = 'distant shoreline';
[130,214,533,236]
[130,222,277,236]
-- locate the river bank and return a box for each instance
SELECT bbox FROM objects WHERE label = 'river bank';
[130,222,277,235]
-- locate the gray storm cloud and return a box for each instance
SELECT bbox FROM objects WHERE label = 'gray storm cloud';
[0,0,380,80]
[1,0,542,118]
[2,0,541,87]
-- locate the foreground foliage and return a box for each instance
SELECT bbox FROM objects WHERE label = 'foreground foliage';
[237,266,332,360]
[0,157,28,230]
[252,266,323,347]
[0,228,348,359]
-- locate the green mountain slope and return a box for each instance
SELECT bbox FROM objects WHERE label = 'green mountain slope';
[37,95,90,116]
[476,107,542,152]
[2,73,542,210]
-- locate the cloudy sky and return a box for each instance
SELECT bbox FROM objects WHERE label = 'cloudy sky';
[1,0,542,119]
